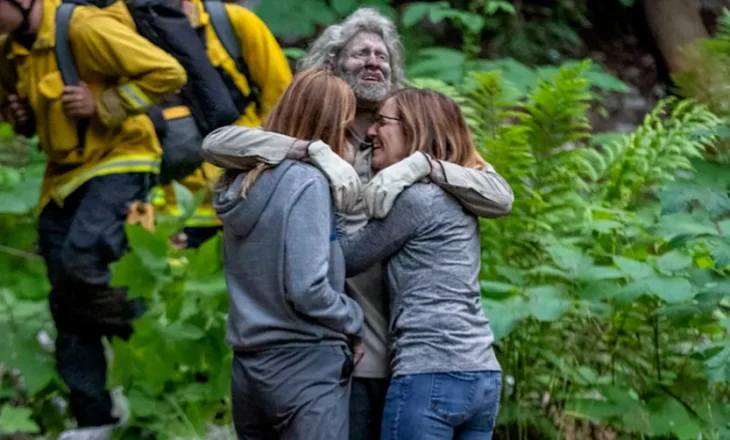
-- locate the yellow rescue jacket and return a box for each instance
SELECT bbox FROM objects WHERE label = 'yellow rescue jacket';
[0,0,187,212]
[153,0,292,228]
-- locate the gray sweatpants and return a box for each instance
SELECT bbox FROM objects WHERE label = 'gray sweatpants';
[232,344,353,440]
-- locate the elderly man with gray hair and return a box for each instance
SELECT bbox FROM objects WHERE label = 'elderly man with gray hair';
[203,7,513,439]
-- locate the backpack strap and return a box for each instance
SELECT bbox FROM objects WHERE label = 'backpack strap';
[55,3,79,86]
[54,3,88,155]
[204,0,261,112]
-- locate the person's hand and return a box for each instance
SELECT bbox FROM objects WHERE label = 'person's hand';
[2,94,31,126]
[62,82,97,118]
[352,340,365,366]
[362,151,432,218]
[286,140,311,161]
[170,232,188,250]
[307,141,361,213]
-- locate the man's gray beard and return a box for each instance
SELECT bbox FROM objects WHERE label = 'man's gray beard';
[336,66,390,107]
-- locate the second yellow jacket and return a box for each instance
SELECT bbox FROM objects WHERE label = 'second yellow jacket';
[154,0,292,228]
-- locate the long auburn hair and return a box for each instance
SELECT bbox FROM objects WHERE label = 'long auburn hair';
[389,88,482,168]
[230,68,356,196]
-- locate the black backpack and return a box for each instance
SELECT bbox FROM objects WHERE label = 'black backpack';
[54,0,244,183]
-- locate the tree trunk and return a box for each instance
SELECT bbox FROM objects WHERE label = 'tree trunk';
[644,0,709,74]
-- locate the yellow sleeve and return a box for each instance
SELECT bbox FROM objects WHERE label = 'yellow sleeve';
[225,5,292,118]
[68,13,188,127]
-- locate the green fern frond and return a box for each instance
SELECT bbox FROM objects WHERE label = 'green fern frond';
[596,97,720,208]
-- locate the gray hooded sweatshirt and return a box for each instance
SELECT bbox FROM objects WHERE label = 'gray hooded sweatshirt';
[213,160,364,352]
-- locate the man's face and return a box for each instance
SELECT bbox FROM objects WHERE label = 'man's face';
[0,0,24,34]
[336,31,391,107]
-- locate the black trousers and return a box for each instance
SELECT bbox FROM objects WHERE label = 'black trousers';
[349,377,390,440]
[37,173,150,427]
[182,225,221,249]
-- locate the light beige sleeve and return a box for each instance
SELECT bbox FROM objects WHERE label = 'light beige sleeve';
[201,125,298,169]
[434,160,514,219]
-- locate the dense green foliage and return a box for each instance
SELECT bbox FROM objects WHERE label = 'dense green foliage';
[2,1,730,439]
[427,62,730,439]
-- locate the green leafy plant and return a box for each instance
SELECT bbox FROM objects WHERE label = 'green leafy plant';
[673,8,730,164]
[2,36,730,440]
[417,60,730,439]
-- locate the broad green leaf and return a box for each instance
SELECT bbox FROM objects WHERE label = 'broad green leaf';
[710,239,730,269]
[587,219,623,233]
[282,48,306,60]
[614,256,654,280]
[659,181,730,216]
[162,322,205,341]
[402,2,445,27]
[480,280,518,299]
[647,277,695,303]
[126,224,168,260]
[408,47,465,83]
[574,366,599,384]
[578,280,623,302]
[427,3,451,23]
[527,285,571,321]
[451,11,484,34]
[656,303,707,324]
[704,345,730,383]
[482,296,529,340]
[184,276,228,298]
[128,390,167,418]
[565,398,625,422]
[330,0,357,15]
[617,277,695,304]
[475,58,540,95]
[576,266,625,282]
[527,265,571,280]
[0,406,40,434]
[176,382,210,403]
[484,0,516,15]
[656,211,719,241]
[358,0,397,20]
[187,234,223,278]
[494,265,527,285]
[0,123,13,139]
[547,243,586,273]
[110,252,159,299]
[0,327,56,395]
[656,251,693,274]
[0,176,42,214]
[647,398,701,439]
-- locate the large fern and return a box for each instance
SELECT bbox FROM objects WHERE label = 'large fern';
[589,98,720,209]
[463,62,594,268]
[414,58,727,440]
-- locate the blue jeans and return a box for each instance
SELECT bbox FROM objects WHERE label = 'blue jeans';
[380,371,502,440]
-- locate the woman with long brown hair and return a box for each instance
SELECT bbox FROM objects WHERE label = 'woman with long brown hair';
[212,68,364,439]
[337,88,502,439]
